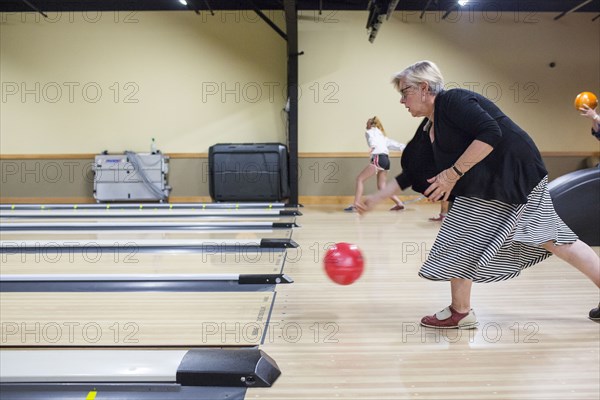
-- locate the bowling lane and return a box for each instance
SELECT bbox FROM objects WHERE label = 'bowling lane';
[0,216,297,224]
[0,249,287,275]
[0,229,294,241]
[0,221,297,232]
[0,202,289,210]
[0,209,296,219]
[1,292,275,346]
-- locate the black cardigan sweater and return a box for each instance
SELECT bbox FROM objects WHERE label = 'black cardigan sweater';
[396,89,547,204]
[395,119,441,196]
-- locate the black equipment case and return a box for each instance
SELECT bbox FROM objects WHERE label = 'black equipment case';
[209,143,290,202]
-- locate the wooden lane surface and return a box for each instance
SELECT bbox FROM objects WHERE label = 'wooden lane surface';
[0,249,286,275]
[0,202,288,210]
[0,216,297,224]
[0,209,291,218]
[245,204,600,400]
[4,202,597,398]
[0,230,293,241]
[0,292,274,347]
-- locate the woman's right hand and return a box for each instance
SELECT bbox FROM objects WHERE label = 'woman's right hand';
[355,197,375,215]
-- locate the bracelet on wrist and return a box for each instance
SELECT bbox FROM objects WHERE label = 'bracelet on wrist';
[452,164,464,178]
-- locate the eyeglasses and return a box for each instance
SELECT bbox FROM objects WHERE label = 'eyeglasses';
[399,85,415,100]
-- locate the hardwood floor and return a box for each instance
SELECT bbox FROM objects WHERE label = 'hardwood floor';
[249,204,600,399]
[1,203,598,399]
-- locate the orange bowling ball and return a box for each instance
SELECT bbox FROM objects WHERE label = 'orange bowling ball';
[574,91,598,110]
[323,242,364,285]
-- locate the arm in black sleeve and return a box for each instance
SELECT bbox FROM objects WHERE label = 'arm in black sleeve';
[441,90,503,147]
[396,173,412,191]
[397,121,438,194]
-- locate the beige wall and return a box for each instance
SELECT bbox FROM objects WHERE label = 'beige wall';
[0,11,288,154]
[1,10,599,202]
[299,11,600,152]
[2,10,599,156]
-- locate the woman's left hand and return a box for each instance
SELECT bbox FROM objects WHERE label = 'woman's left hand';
[424,169,458,201]
[579,104,598,120]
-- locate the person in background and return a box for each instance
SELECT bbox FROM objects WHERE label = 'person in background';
[429,200,450,222]
[579,103,600,140]
[344,116,406,212]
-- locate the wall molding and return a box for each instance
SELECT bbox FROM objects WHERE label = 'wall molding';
[0,195,427,205]
[2,151,599,160]
[0,196,213,204]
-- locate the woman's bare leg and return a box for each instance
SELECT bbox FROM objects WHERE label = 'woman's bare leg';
[542,240,600,287]
[450,278,473,313]
[352,165,377,206]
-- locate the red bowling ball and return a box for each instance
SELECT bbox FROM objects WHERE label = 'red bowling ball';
[323,242,364,285]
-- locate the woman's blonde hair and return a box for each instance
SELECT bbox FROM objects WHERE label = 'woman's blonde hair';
[391,60,445,95]
[370,116,386,135]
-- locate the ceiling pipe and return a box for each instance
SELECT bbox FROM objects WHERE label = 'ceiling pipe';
[202,0,215,16]
[20,0,47,18]
[554,0,593,20]
[185,0,200,15]
[441,3,458,20]
[420,0,435,19]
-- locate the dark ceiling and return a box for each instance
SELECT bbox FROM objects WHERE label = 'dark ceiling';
[1,0,599,14]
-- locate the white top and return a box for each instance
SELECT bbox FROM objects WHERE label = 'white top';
[365,127,406,155]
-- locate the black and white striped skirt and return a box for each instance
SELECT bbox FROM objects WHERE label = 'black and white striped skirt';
[419,176,578,283]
